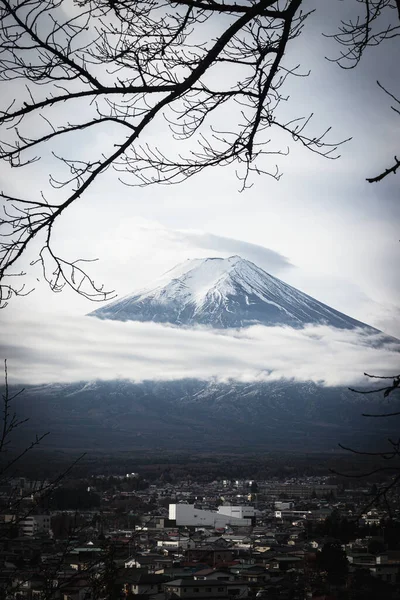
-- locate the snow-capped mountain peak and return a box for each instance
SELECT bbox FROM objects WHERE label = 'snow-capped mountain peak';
[144,255,265,309]
[89,255,377,331]
[145,256,242,306]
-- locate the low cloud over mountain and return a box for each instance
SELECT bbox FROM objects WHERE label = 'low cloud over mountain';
[2,316,398,387]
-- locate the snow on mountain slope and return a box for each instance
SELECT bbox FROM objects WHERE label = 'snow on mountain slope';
[89,256,378,330]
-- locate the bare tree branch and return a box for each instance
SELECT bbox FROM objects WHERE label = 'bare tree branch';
[366,155,400,182]
[0,0,346,304]
[336,371,400,515]
[326,2,400,181]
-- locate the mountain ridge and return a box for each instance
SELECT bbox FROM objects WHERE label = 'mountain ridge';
[12,377,393,453]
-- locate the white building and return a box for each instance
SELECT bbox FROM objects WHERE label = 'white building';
[274,509,311,519]
[169,504,254,527]
[274,501,294,510]
[217,506,255,520]
[157,537,195,550]
[20,515,51,537]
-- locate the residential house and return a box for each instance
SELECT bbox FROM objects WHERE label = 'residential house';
[186,546,233,566]
[119,572,168,596]
[164,577,249,599]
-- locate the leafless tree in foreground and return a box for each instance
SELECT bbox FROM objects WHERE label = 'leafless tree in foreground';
[327,0,400,183]
[365,82,400,183]
[0,360,108,599]
[0,0,399,306]
[0,359,48,480]
[0,0,347,306]
[326,0,400,513]
[330,372,400,516]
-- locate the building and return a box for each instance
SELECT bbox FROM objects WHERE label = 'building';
[218,505,256,524]
[157,537,196,550]
[274,501,294,510]
[20,515,51,537]
[262,484,338,499]
[121,572,167,596]
[169,504,253,528]
[274,510,312,520]
[164,578,249,598]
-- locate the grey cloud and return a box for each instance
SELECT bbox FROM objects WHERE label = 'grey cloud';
[174,231,293,274]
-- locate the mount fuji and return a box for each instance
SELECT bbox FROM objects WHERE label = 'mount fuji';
[13,256,395,454]
[90,255,376,331]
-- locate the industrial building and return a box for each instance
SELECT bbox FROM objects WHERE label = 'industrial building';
[262,484,338,499]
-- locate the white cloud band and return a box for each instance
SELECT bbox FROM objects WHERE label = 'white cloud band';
[2,315,398,387]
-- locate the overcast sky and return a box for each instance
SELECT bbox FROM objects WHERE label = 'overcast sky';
[1,1,399,386]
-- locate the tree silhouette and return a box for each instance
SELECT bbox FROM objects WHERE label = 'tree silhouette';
[0,0,398,305]
[331,372,400,516]
[316,540,348,586]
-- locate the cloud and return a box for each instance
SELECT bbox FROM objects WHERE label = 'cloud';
[1,315,398,387]
[174,231,293,273]
[361,301,400,340]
